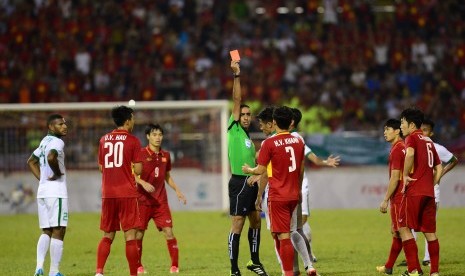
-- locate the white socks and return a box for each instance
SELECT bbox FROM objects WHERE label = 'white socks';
[290,229,313,269]
[49,238,64,275]
[303,222,311,241]
[424,237,430,261]
[37,234,50,270]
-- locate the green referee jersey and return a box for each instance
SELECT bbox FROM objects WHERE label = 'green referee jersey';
[227,115,255,176]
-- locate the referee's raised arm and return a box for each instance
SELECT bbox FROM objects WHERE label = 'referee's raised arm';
[231,60,241,121]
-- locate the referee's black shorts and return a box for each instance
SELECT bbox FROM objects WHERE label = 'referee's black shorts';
[228,174,258,216]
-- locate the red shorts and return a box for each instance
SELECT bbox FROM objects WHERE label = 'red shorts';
[100,198,142,232]
[268,200,298,234]
[398,195,436,233]
[139,202,173,231]
[390,200,401,232]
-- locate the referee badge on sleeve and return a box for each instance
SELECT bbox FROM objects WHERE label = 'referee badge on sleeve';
[245,139,252,148]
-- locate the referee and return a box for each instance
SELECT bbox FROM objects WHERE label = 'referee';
[227,60,268,276]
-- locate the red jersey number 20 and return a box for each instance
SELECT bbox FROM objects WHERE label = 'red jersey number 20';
[104,142,124,168]
[285,146,296,172]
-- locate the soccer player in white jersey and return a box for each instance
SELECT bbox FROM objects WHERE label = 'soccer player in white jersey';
[27,114,68,276]
[419,118,458,266]
[290,108,340,266]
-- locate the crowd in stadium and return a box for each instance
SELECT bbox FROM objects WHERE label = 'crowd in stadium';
[1,0,465,142]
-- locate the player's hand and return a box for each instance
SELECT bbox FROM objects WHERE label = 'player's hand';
[177,192,187,205]
[231,60,240,75]
[242,163,251,174]
[402,176,416,193]
[141,182,155,193]
[255,196,262,211]
[247,174,260,186]
[48,173,63,181]
[326,155,341,167]
[379,200,388,213]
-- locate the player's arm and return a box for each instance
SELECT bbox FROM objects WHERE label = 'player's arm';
[255,171,268,211]
[380,169,400,213]
[307,153,340,167]
[242,164,266,176]
[403,147,415,185]
[247,149,262,186]
[441,155,458,177]
[133,162,155,193]
[165,171,186,204]
[433,163,443,185]
[134,174,155,193]
[133,162,142,176]
[231,60,241,121]
[257,172,268,199]
[298,157,305,202]
[47,149,63,180]
[27,154,40,180]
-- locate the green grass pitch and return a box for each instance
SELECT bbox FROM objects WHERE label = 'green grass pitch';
[1,208,464,276]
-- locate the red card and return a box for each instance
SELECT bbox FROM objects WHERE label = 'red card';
[229,50,240,61]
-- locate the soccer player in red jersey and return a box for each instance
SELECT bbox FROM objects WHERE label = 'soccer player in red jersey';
[134,123,186,274]
[242,106,309,276]
[95,106,143,276]
[376,119,405,275]
[398,108,443,276]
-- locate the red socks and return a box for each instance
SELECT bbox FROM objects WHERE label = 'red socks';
[96,237,112,274]
[385,237,403,268]
[126,240,139,276]
[402,238,421,273]
[279,238,294,275]
[428,239,440,274]
[136,239,143,267]
[167,238,179,267]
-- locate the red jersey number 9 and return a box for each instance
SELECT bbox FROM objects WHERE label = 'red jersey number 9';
[104,142,124,168]
[154,167,159,177]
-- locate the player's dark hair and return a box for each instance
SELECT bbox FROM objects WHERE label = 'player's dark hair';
[240,104,250,109]
[400,107,424,129]
[256,106,275,123]
[47,114,63,126]
[384,119,401,130]
[111,105,134,127]
[273,106,293,130]
[422,117,435,130]
[291,108,302,128]
[145,123,164,135]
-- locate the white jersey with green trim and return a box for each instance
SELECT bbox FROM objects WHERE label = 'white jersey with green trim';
[434,142,453,163]
[433,142,454,203]
[32,135,68,198]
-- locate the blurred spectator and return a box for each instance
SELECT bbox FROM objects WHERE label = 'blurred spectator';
[1,0,464,144]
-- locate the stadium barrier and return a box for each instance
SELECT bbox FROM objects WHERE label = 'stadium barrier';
[1,166,464,214]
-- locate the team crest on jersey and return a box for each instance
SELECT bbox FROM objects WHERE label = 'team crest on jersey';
[245,139,252,148]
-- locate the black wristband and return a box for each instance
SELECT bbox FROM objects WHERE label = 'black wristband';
[234,74,240,78]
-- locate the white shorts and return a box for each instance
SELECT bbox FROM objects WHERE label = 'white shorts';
[37,198,69,229]
[263,186,271,230]
[301,177,311,216]
[434,184,440,203]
